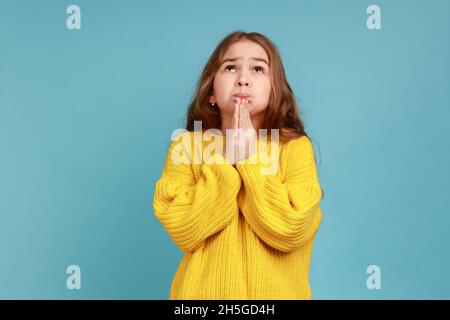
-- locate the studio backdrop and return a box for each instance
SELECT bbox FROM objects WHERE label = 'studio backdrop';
[1,0,449,299]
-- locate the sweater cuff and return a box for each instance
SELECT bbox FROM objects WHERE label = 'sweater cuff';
[235,144,279,179]
[235,160,265,190]
[203,152,241,188]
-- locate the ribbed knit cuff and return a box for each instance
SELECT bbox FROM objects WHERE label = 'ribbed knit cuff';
[235,150,268,199]
[203,152,241,190]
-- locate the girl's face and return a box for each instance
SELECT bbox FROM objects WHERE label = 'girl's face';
[210,40,271,118]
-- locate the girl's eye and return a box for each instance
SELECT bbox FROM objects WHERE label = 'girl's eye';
[254,66,265,73]
[224,65,236,72]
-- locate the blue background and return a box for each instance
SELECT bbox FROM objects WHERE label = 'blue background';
[1,0,449,299]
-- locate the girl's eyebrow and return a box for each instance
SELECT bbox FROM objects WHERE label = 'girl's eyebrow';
[220,57,269,67]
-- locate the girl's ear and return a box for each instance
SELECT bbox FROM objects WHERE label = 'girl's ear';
[209,95,216,104]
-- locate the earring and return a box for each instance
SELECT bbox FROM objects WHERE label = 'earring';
[211,102,215,107]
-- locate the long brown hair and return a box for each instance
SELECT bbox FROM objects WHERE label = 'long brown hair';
[185,30,308,145]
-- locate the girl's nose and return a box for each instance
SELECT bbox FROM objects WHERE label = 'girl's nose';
[236,80,250,87]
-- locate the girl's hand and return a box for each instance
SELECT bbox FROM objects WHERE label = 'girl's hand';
[225,97,257,165]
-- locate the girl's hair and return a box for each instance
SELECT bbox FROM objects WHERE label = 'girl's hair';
[185,30,308,145]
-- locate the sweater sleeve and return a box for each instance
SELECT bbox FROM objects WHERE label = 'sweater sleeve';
[153,132,242,253]
[235,135,323,253]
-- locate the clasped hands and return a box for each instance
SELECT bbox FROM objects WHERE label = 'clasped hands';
[223,97,258,165]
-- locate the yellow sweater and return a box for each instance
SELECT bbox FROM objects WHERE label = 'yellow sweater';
[153,130,323,300]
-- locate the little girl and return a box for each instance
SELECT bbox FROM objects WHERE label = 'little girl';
[153,31,324,300]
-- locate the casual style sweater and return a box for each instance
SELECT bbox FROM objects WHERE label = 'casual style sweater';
[153,130,323,300]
